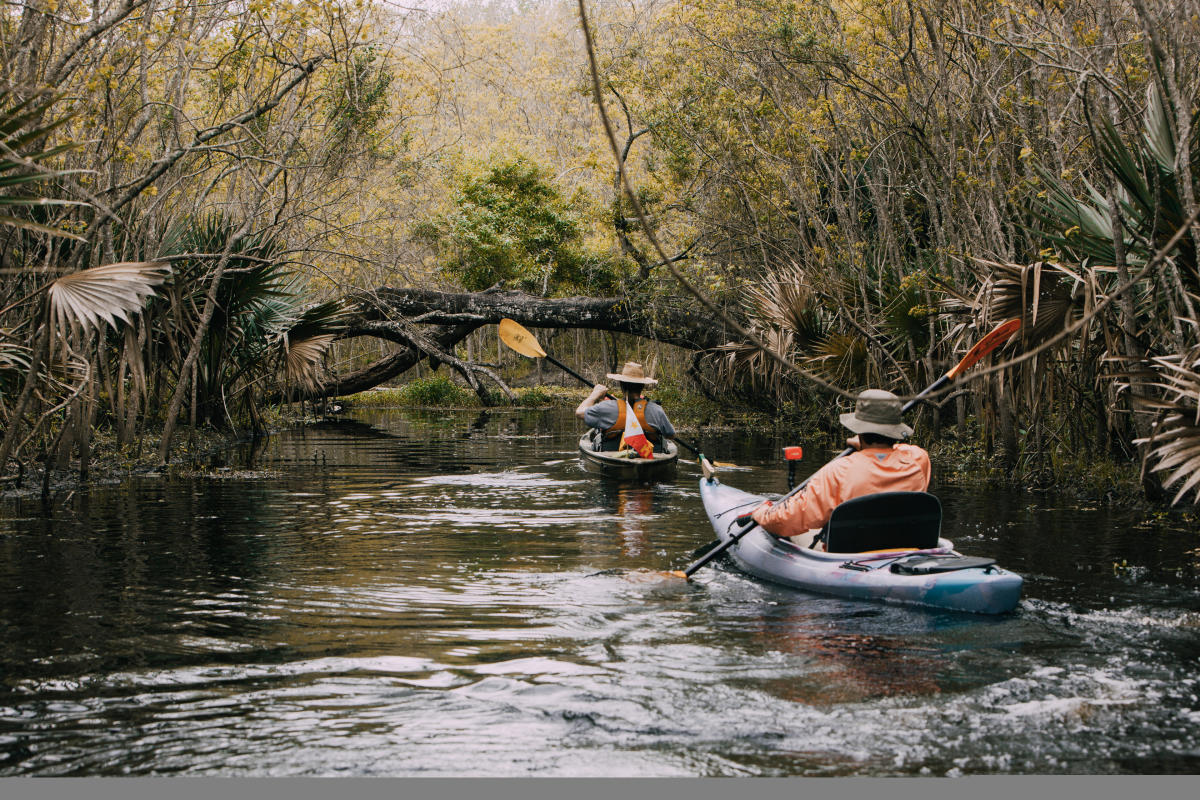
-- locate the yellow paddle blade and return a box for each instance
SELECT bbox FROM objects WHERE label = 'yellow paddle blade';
[498,318,547,358]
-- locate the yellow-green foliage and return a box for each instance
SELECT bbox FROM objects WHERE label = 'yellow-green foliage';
[358,377,478,408]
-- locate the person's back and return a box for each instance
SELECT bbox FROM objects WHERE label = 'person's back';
[575,361,675,452]
[822,438,929,501]
[751,390,929,542]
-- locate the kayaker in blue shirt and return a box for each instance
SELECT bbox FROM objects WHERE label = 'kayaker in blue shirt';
[575,361,676,452]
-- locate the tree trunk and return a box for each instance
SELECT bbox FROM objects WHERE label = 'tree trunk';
[278,287,736,403]
[357,288,728,351]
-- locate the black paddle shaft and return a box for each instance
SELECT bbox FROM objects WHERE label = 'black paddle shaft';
[681,375,951,577]
[543,353,592,388]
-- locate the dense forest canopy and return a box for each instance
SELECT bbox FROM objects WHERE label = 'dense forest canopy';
[2,0,1199,502]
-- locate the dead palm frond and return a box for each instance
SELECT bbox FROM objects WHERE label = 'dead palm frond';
[1133,350,1200,505]
[284,334,337,393]
[277,299,350,394]
[713,327,794,397]
[972,259,1091,350]
[47,262,170,341]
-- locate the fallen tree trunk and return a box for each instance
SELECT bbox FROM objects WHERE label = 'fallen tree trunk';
[355,288,729,351]
[275,322,481,404]
[287,288,729,402]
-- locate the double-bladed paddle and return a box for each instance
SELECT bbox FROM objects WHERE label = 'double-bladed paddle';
[673,317,1022,579]
[497,318,720,465]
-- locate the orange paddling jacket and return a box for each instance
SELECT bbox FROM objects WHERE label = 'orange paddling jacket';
[751,444,931,537]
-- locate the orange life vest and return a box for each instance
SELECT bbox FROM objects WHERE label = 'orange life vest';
[603,399,661,447]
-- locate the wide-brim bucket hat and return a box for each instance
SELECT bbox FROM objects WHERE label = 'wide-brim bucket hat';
[839,389,912,439]
[606,361,658,386]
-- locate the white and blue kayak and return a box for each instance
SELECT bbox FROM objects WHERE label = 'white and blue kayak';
[699,477,1023,615]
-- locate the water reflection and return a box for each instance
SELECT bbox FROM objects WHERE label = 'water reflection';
[1,407,1198,776]
[746,608,947,704]
[612,486,654,558]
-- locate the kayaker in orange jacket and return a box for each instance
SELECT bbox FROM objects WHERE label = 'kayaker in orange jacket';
[751,389,930,547]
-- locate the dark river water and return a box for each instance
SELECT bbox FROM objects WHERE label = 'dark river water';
[1,407,1198,776]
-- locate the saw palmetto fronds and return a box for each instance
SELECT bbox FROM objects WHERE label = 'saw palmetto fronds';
[1028,82,1199,288]
[47,262,170,341]
[711,263,828,402]
[972,259,1090,350]
[744,262,823,347]
[808,331,871,387]
[0,336,32,395]
[0,336,30,369]
[0,90,88,240]
[1133,351,1200,505]
[714,326,795,398]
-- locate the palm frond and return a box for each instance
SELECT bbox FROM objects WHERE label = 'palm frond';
[808,331,870,387]
[1133,351,1200,505]
[0,90,87,240]
[1026,82,1199,286]
[47,262,170,339]
[972,259,1088,350]
[284,298,352,342]
[880,282,929,346]
[0,337,32,390]
[1142,82,1176,171]
[284,334,337,393]
[744,262,822,346]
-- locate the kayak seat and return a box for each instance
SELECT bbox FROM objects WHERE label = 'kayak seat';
[820,492,942,553]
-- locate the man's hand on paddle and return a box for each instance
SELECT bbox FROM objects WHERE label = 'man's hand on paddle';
[576,383,610,419]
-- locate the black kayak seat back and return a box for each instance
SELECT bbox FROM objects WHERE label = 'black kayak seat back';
[822,491,942,553]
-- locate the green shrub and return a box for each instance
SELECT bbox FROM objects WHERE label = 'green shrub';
[514,386,555,406]
[395,375,477,407]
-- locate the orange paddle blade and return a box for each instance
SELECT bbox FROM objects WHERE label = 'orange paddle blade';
[946,318,1021,379]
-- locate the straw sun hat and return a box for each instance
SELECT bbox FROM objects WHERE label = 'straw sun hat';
[605,361,658,386]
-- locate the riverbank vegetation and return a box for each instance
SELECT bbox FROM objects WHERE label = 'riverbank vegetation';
[2,0,1198,507]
